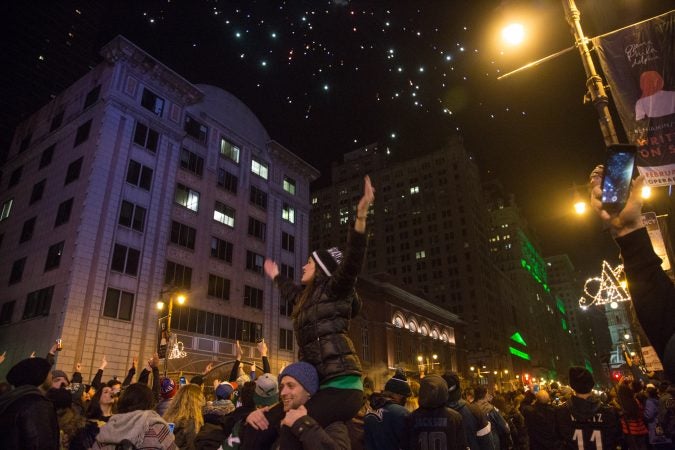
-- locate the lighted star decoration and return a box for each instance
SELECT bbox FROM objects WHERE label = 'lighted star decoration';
[168,341,188,360]
[579,261,631,309]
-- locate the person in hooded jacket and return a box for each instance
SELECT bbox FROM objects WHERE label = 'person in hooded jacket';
[442,372,494,450]
[0,357,60,450]
[405,374,467,450]
[247,175,374,434]
[556,367,621,450]
[92,382,177,450]
[364,369,412,450]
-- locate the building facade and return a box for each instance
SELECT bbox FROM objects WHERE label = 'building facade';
[0,36,319,380]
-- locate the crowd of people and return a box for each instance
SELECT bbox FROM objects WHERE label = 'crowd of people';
[0,167,673,450]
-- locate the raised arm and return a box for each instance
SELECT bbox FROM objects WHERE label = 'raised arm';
[354,175,374,234]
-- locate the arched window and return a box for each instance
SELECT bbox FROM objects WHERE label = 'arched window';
[392,315,405,328]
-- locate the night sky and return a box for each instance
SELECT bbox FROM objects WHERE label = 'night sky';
[2,0,673,277]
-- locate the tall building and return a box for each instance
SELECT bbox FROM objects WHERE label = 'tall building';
[546,254,611,383]
[0,36,319,380]
[310,139,512,377]
[485,182,575,382]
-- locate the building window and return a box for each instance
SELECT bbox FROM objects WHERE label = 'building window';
[9,166,23,188]
[111,244,140,276]
[180,148,204,177]
[83,85,101,109]
[214,201,235,227]
[29,179,46,205]
[244,285,263,309]
[281,232,295,253]
[54,198,74,227]
[172,305,262,342]
[141,88,165,116]
[119,201,146,232]
[245,251,264,274]
[73,120,92,147]
[9,257,26,284]
[210,237,233,262]
[164,261,192,290]
[280,328,294,351]
[64,157,83,185]
[208,274,230,301]
[247,217,266,241]
[283,176,296,195]
[126,160,153,191]
[133,122,159,152]
[280,264,295,280]
[39,144,55,169]
[184,115,208,144]
[217,169,238,193]
[282,203,295,223]
[175,183,200,212]
[170,221,196,250]
[103,288,134,320]
[23,286,54,319]
[249,186,268,210]
[0,199,13,222]
[220,137,240,163]
[280,298,293,317]
[19,217,36,243]
[44,241,65,271]
[19,133,32,153]
[416,250,426,260]
[0,301,15,325]
[251,158,269,179]
[50,111,64,132]
[395,331,403,363]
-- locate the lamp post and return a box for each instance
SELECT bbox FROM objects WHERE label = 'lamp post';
[157,290,187,377]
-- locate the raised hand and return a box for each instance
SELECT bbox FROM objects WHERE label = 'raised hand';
[149,352,160,368]
[132,356,138,368]
[357,175,375,216]
[257,339,268,357]
[263,259,279,280]
[76,362,82,372]
[0,351,6,364]
[100,355,108,370]
[589,165,645,237]
[235,340,243,361]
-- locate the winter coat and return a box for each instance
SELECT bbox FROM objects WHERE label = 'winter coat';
[405,375,467,450]
[615,228,675,381]
[0,385,60,450]
[644,396,673,446]
[91,409,177,449]
[273,415,351,450]
[447,398,494,450]
[364,393,410,450]
[555,395,621,450]
[475,399,510,450]
[275,226,367,382]
[523,401,557,450]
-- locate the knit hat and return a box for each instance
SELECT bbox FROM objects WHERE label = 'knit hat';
[441,372,461,401]
[279,362,319,396]
[569,366,594,394]
[6,357,52,387]
[46,387,73,409]
[215,381,237,400]
[254,373,279,406]
[419,375,449,408]
[51,369,70,385]
[384,369,412,397]
[311,247,343,276]
[160,378,177,399]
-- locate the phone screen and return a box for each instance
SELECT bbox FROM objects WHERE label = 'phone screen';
[601,144,637,213]
[179,376,186,386]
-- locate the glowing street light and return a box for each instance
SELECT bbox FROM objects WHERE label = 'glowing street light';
[574,201,587,215]
[157,289,188,377]
[641,186,652,199]
[501,23,525,45]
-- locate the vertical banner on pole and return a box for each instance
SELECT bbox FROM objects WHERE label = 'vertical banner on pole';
[592,11,675,186]
[158,316,169,359]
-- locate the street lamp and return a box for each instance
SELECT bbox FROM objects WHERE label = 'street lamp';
[157,290,187,377]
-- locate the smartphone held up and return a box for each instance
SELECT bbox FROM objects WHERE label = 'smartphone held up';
[601,144,637,214]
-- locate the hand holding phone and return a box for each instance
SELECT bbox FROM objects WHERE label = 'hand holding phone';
[601,144,637,213]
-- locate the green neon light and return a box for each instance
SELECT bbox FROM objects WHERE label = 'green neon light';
[510,332,527,347]
[561,318,568,331]
[509,346,531,360]
[585,359,594,374]
[556,298,566,315]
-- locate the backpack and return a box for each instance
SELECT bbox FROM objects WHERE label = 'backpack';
[221,420,242,450]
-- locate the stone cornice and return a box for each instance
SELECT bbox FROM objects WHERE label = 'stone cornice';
[267,140,320,181]
[100,35,203,105]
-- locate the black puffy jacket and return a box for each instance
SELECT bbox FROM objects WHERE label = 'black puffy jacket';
[275,226,367,382]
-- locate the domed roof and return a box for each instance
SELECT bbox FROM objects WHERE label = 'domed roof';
[191,84,269,150]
